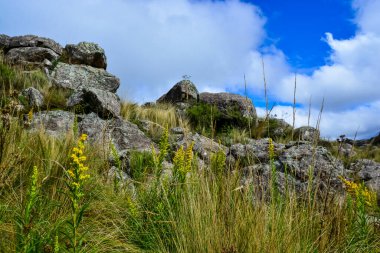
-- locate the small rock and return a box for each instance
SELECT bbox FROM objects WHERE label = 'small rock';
[21,87,44,108]
[294,126,320,142]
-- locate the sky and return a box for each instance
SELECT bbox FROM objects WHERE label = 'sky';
[0,0,379,139]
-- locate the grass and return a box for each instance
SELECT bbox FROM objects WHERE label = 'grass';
[120,101,190,138]
[0,54,379,252]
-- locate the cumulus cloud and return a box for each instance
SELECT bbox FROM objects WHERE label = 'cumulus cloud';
[255,0,380,138]
[0,0,266,101]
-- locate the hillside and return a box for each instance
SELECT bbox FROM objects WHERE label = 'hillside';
[0,34,379,252]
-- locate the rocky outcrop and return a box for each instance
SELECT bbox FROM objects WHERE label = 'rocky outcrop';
[231,139,345,195]
[157,80,199,104]
[63,42,107,69]
[21,87,44,108]
[29,111,154,153]
[294,126,320,142]
[199,92,257,119]
[4,34,63,54]
[67,87,121,119]
[51,63,120,92]
[5,47,59,66]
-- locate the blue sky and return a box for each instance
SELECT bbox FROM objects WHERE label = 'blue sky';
[0,0,379,139]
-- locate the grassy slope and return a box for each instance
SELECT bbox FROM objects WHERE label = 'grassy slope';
[0,56,379,252]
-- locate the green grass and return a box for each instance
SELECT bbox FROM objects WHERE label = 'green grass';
[0,53,379,252]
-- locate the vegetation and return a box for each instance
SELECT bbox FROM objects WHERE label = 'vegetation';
[0,53,379,252]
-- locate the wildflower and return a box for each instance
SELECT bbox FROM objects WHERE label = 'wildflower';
[339,176,377,207]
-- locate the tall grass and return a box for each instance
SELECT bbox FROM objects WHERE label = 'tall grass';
[121,101,190,133]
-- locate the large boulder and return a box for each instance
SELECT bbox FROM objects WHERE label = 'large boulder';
[231,139,345,194]
[350,159,380,194]
[5,47,59,66]
[63,42,107,69]
[29,110,75,137]
[67,87,121,119]
[5,35,63,54]
[157,80,199,104]
[21,87,44,108]
[77,113,154,153]
[51,62,119,92]
[294,126,320,142]
[199,92,257,119]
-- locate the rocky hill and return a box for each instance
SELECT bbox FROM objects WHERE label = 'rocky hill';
[1,34,379,200]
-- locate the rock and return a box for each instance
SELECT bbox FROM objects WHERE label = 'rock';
[157,80,199,104]
[5,47,59,66]
[0,34,10,50]
[294,126,320,142]
[231,139,345,195]
[229,138,285,164]
[338,143,357,158]
[63,42,107,69]
[268,118,292,138]
[351,159,380,194]
[279,142,344,190]
[29,110,75,137]
[199,92,257,119]
[240,164,306,198]
[67,87,121,119]
[51,62,120,92]
[170,127,184,135]
[107,166,136,195]
[78,113,154,153]
[138,119,164,134]
[6,35,63,54]
[21,87,44,108]
[174,132,228,163]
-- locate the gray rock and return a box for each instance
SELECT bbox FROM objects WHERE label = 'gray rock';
[294,126,320,142]
[269,118,292,138]
[63,42,107,69]
[279,142,344,190]
[6,35,63,54]
[351,159,380,193]
[138,119,164,134]
[338,143,357,158]
[29,110,75,137]
[240,164,306,198]
[107,166,136,195]
[0,34,10,50]
[51,62,120,92]
[21,87,44,108]
[78,113,154,153]
[229,138,285,164]
[170,127,184,135]
[157,80,199,104]
[67,87,121,119]
[199,92,257,119]
[5,47,59,66]
[231,139,345,194]
[174,132,228,163]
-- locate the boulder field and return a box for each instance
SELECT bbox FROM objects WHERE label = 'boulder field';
[1,34,379,200]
